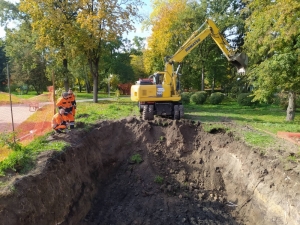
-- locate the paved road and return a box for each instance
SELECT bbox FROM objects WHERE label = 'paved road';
[0,104,37,132]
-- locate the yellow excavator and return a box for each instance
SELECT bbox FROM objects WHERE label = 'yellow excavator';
[131,18,248,120]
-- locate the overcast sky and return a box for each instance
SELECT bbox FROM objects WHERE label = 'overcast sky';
[0,0,151,40]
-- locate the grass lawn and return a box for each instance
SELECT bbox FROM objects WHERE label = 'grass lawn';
[76,99,139,123]
[75,92,117,100]
[1,91,53,103]
[0,92,24,104]
[185,101,300,134]
[10,91,41,99]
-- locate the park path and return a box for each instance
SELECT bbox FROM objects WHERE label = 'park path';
[0,104,37,132]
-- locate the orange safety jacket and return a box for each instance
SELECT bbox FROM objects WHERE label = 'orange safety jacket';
[52,112,67,130]
[56,97,72,112]
[68,93,76,116]
[68,93,76,106]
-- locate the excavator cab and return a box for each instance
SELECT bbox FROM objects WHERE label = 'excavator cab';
[230,52,248,74]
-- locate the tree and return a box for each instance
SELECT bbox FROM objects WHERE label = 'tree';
[20,0,81,92]
[243,0,300,121]
[0,0,22,92]
[20,0,143,102]
[68,54,92,93]
[0,44,7,91]
[127,36,147,81]
[130,54,147,81]
[144,0,188,74]
[0,0,20,28]
[74,0,143,102]
[144,0,246,91]
[103,38,136,83]
[5,21,50,94]
[0,1,51,94]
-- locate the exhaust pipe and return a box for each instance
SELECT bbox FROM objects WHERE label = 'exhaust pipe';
[230,52,248,74]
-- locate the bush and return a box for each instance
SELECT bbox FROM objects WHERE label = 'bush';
[237,93,256,106]
[209,92,225,105]
[190,92,207,105]
[181,92,192,104]
[197,91,208,99]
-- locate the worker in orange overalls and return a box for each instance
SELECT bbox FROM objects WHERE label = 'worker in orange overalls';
[52,108,68,133]
[56,92,75,129]
[68,88,76,117]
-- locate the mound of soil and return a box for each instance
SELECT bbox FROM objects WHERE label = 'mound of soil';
[0,117,300,225]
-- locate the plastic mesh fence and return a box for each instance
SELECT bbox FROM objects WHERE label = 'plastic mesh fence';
[0,87,55,148]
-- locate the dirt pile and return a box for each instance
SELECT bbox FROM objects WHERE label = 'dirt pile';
[0,117,299,225]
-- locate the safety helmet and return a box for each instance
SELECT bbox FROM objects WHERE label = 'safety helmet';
[62,92,69,98]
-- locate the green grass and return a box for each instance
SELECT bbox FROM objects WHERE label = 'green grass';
[1,91,52,103]
[184,99,300,152]
[10,91,41,99]
[75,92,118,100]
[76,99,139,124]
[0,133,69,175]
[0,91,118,103]
[0,92,23,104]
[184,101,300,134]
[13,91,113,100]
[243,131,274,148]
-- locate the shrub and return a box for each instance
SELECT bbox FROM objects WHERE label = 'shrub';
[190,92,207,105]
[237,93,256,106]
[197,91,208,99]
[181,92,191,104]
[209,92,224,105]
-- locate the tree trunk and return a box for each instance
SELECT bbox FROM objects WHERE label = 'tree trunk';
[201,65,204,91]
[62,58,69,91]
[85,74,91,93]
[89,57,99,103]
[286,91,296,121]
[78,81,82,93]
[93,75,98,103]
[84,65,91,93]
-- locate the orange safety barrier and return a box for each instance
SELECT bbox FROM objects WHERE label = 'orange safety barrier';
[0,89,55,145]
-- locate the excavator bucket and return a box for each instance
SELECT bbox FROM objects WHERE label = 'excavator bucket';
[230,52,248,74]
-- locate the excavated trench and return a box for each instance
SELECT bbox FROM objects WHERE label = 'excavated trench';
[0,117,299,225]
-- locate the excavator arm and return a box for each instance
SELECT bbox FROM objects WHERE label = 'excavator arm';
[164,19,248,89]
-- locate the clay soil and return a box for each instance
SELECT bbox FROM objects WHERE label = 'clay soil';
[0,117,300,225]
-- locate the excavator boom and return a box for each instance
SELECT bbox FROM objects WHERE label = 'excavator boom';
[167,19,248,74]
